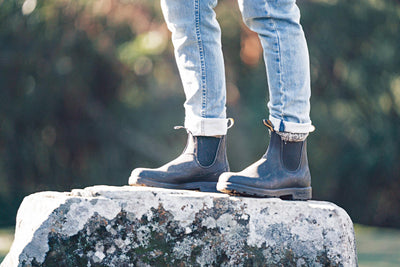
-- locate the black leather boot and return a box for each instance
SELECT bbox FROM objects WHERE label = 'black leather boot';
[129,128,230,192]
[217,120,312,200]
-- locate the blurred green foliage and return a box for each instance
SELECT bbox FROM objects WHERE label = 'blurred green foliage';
[0,0,399,228]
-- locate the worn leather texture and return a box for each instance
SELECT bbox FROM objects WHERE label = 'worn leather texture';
[129,133,229,190]
[217,131,311,199]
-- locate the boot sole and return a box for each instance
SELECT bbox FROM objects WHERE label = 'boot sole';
[217,182,312,200]
[129,176,218,193]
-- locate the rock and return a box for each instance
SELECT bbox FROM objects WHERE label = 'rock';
[2,186,357,266]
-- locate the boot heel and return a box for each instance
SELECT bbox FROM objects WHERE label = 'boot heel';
[292,187,312,200]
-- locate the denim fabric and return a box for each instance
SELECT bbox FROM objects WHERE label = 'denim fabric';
[161,0,315,135]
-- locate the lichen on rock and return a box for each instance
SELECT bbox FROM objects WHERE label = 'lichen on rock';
[2,185,357,266]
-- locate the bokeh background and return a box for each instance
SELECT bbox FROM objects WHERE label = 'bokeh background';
[1,0,400,261]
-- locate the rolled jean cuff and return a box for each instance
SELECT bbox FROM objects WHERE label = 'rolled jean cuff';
[269,115,315,134]
[184,117,229,136]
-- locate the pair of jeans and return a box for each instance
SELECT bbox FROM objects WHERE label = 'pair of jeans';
[160,0,315,136]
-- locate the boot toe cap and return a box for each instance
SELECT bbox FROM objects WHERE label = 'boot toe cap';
[218,172,234,183]
[217,172,242,191]
[217,171,265,192]
[129,168,149,185]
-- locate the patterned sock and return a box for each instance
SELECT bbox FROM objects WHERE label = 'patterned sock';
[276,132,309,142]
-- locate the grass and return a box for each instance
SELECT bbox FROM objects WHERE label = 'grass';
[0,227,14,263]
[1,224,400,265]
[354,224,400,267]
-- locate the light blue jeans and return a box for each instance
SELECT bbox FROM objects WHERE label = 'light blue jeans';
[161,0,315,136]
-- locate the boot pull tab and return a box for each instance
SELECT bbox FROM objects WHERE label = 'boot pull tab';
[227,118,235,129]
[263,119,275,132]
[173,125,194,136]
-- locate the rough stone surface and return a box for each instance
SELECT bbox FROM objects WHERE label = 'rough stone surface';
[2,186,357,266]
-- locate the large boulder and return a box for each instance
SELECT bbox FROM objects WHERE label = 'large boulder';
[2,186,357,266]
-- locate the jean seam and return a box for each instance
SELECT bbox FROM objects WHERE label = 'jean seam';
[268,3,285,130]
[194,0,207,120]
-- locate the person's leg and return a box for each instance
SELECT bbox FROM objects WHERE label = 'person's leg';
[217,0,314,199]
[161,0,228,136]
[240,0,314,133]
[129,0,231,191]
